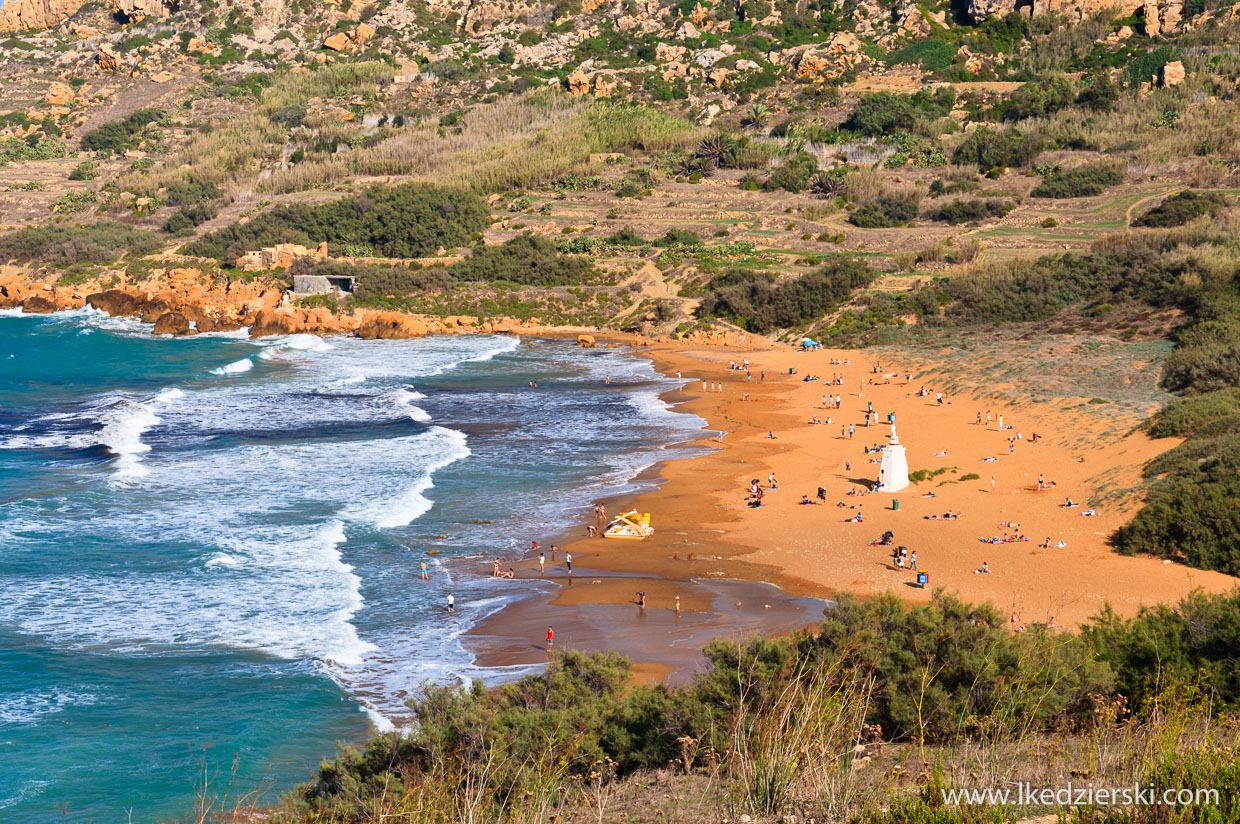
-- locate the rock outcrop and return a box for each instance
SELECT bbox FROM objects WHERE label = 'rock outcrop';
[44,82,74,106]
[1161,60,1186,86]
[0,0,85,33]
[87,290,147,317]
[21,295,60,314]
[96,44,122,73]
[110,0,172,22]
[356,311,429,340]
[152,312,191,336]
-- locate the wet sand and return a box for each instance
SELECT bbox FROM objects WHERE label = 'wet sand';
[465,339,1239,681]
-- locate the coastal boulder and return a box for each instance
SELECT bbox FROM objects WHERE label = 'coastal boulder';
[152,311,191,335]
[356,312,429,340]
[87,289,146,317]
[577,334,596,348]
[22,295,59,314]
[248,308,309,338]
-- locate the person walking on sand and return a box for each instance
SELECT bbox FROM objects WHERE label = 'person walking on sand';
[910,551,918,571]
[845,460,851,477]
[546,626,554,651]
[447,593,455,614]
[849,424,855,439]
[637,591,646,609]
[990,476,996,493]
[565,552,572,576]
[675,596,681,616]
[420,560,429,581]
[539,552,545,577]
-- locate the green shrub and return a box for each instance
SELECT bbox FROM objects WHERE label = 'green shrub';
[80,108,168,155]
[452,233,598,285]
[761,151,819,193]
[653,227,701,247]
[953,126,1042,169]
[186,183,489,262]
[68,160,99,181]
[697,258,878,333]
[849,192,922,228]
[164,204,219,234]
[0,223,161,266]
[1030,166,1122,198]
[843,89,954,136]
[1133,191,1227,228]
[1147,389,1240,439]
[883,39,958,72]
[1000,76,1075,121]
[929,198,1014,224]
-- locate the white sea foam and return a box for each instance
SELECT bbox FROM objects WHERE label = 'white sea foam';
[0,688,100,728]
[209,358,254,376]
[98,389,183,479]
[389,388,432,423]
[257,333,334,360]
[347,427,469,529]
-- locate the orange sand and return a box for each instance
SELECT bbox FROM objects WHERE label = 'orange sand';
[467,341,1238,672]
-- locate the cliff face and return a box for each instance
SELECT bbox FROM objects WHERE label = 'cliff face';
[967,0,1183,28]
[0,0,87,32]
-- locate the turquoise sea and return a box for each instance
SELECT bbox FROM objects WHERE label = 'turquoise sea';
[0,309,705,822]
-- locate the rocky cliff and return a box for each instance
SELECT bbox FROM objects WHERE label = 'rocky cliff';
[0,0,86,33]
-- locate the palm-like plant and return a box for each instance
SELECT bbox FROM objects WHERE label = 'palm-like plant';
[743,102,771,130]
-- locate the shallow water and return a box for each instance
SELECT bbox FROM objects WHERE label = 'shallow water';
[0,311,706,822]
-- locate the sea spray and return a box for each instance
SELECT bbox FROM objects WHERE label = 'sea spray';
[209,358,254,376]
[99,387,184,479]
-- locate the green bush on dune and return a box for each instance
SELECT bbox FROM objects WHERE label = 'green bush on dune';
[287,589,1240,822]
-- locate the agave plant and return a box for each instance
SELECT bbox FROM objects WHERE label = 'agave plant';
[694,134,737,170]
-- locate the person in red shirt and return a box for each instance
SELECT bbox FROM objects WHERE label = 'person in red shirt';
[546,626,554,651]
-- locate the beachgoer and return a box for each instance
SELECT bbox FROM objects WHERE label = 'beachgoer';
[550,544,558,559]
[420,560,429,581]
[845,460,851,476]
[910,551,918,570]
[675,596,681,616]
[637,591,646,609]
[990,476,996,493]
[981,562,990,574]
[565,553,572,575]
[539,553,545,576]
[493,559,500,577]
[849,424,854,439]
[546,626,554,651]
[447,593,455,614]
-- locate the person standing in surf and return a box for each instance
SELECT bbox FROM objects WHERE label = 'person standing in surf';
[447,593,455,614]
[565,552,572,576]
[420,560,429,581]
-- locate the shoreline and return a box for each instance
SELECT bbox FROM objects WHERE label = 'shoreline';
[463,339,1240,683]
[11,301,1238,699]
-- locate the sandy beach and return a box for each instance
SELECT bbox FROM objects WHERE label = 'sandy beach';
[465,340,1239,679]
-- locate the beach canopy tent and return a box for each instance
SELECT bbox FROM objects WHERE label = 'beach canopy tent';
[603,511,654,540]
[801,338,821,350]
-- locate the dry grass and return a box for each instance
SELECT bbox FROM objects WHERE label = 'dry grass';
[261,90,705,195]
